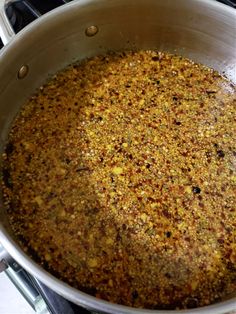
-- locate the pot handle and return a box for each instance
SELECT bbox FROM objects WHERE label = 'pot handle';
[0,243,50,314]
[0,0,15,45]
[0,243,91,314]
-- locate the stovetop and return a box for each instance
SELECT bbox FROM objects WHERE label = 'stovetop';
[0,0,236,313]
[0,0,72,49]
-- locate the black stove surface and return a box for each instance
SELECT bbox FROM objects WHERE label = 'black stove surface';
[7,0,72,33]
[0,0,235,313]
[0,0,235,50]
[0,0,72,49]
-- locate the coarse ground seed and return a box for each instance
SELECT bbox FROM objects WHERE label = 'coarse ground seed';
[2,50,236,309]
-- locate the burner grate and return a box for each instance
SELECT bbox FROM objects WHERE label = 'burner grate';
[24,0,70,15]
[218,0,236,7]
[5,0,72,33]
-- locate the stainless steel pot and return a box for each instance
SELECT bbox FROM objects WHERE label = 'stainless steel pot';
[0,0,235,313]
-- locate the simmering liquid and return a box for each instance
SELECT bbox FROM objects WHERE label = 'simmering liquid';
[2,51,236,309]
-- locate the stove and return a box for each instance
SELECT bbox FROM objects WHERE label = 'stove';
[0,0,236,313]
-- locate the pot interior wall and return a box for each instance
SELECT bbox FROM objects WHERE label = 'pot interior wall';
[0,0,235,281]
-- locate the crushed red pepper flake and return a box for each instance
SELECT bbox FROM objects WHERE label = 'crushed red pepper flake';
[2,50,236,310]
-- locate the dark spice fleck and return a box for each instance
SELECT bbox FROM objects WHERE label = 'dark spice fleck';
[132,290,139,299]
[76,166,90,172]
[217,150,225,158]
[206,90,217,94]
[87,207,100,214]
[192,186,201,194]
[122,224,127,230]
[186,297,199,308]
[152,56,159,61]
[174,120,181,126]
[2,168,13,189]
[26,154,32,164]
[166,231,172,238]
[162,209,171,219]
[65,158,71,164]
[165,272,172,279]
[217,238,224,244]
[46,192,56,201]
[5,142,14,156]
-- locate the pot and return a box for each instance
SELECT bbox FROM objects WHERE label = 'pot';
[0,0,235,313]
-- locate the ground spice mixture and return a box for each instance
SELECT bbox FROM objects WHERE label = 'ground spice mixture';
[2,50,236,309]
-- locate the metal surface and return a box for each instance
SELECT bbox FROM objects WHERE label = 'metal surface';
[32,279,86,314]
[0,244,50,314]
[17,64,29,79]
[0,0,15,44]
[0,0,235,313]
[85,25,99,37]
[0,243,8,272]
[5,267,50,313]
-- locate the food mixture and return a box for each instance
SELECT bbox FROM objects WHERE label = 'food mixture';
[2,50,236,309]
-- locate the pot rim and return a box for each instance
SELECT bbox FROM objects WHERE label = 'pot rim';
[0,0,235,313]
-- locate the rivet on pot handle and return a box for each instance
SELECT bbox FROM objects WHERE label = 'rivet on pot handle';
[0,0,15,46]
